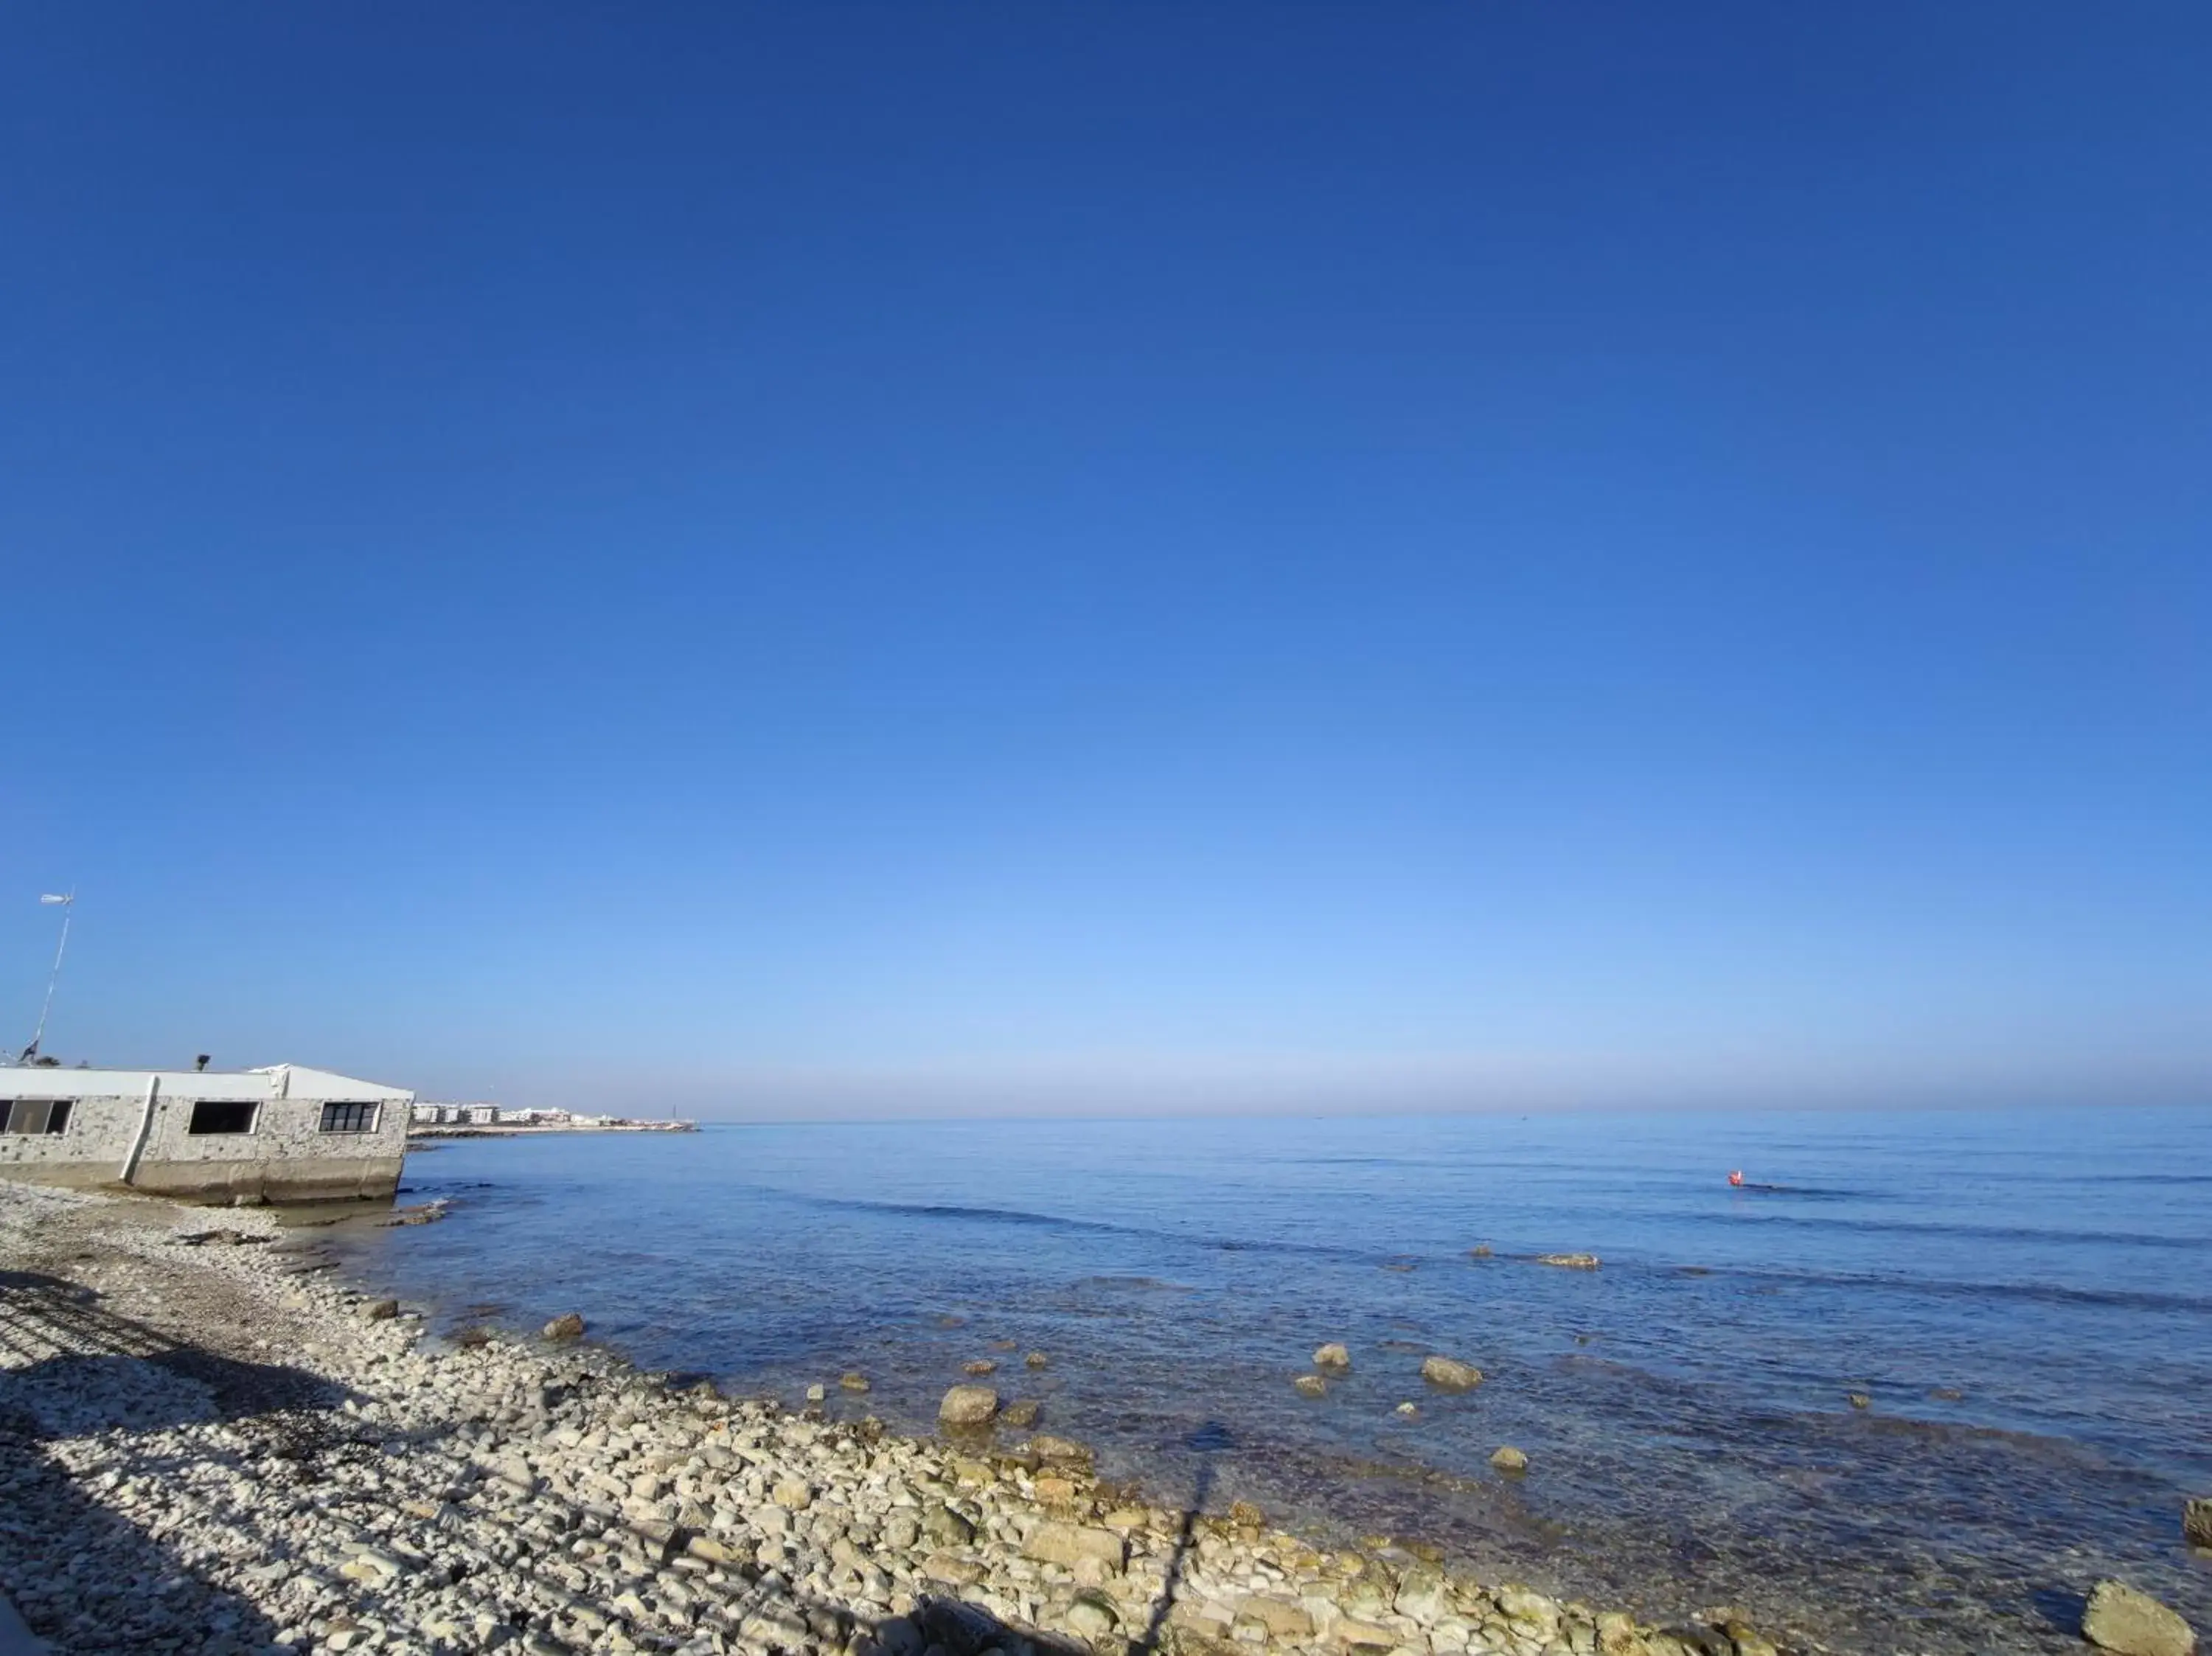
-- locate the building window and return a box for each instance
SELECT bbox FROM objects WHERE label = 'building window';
[319,1101,380,1134]
[187,1099,257,1135]
[1,1099,71,1135]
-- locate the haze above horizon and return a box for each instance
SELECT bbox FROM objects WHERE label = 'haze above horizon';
[3,6,2206,1119]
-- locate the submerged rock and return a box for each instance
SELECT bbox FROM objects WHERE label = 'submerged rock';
[1469,1243,1493,1257]
[962,1358,998,1375]
[1489,1445,1528,1472]
[839,1371,871,1391]
[1536,1252,1601,1269]
[2185,1497,2212,1550]
[999,1398,1040,1427]
[1847,1392,1872,1410]
[1395,1401,1419,1417]
[2083,1580,2197,1656]
[1313,1341,1352,1369]
[1293,1373,1329,1398]
[1025,1349,1050,1368]
[1420,1354,1482,1390]
[938,1383,998,1424]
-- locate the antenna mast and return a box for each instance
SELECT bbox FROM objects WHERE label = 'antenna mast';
[22,891,74,1062]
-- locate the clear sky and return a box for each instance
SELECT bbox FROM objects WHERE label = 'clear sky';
[2,5,2205,1117]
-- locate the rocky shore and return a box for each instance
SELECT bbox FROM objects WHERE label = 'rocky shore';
[0,1184,2197,1656]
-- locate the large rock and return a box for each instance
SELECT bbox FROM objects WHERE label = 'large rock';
[542,1312,585,1340]
[1030,1433,1092,1464]
[2186,1497,2212,1550]
[1313,1342,1352,1369]
[1237,1597,1315,1639]
[2083,1581,2196,1656]
[938,1383,998,1425]
[1489,1445,1528,1472]
[1420,1354,1482,1390]
[1024,1520,1127,1573]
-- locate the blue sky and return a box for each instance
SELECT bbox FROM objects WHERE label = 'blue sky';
[2,6,2205,1116]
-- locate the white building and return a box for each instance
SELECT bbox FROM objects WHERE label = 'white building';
[0,1063,414,1204]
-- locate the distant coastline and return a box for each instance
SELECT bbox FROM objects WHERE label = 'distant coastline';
[406,1116,696,1139]
[406,1101,698,1138]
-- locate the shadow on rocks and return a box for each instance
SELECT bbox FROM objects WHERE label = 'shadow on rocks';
[0,1267,375,1655]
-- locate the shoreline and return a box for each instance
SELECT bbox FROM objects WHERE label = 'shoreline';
[0,1184,1790,1656]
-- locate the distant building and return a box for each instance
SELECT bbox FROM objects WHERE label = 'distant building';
[0,1063,414,1204]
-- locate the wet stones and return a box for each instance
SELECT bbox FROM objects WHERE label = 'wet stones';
[1419,1355,1482,1391]
[2083,1581,2197,1656]
[2185,1497,2212,1550]
[938,1383,998,1424]
[1313,1342,1352,1370]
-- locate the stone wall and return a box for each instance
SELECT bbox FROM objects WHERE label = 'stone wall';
[0,1087,406,1204]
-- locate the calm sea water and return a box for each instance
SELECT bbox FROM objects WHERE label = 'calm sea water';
[339,1107,2212,1653]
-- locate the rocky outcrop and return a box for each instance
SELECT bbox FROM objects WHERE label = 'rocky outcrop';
[2084,1581,2197,1656]
[937,1383,998,1425]
[1420,1354,1482,1390]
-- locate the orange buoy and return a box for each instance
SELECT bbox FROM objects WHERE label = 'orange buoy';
[1728,1169,1745,1187]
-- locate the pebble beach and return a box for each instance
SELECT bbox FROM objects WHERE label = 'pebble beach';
[0,1183,1801,1656]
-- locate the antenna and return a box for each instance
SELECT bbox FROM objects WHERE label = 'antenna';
[21,891,74,1064]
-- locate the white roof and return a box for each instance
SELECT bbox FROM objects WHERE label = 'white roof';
[0,1063,414,1102]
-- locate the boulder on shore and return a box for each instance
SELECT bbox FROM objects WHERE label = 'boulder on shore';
[542,1312,585,1340]
[938,1383,998,1425]
[1313,1342,1352,1370]
[1420,1354,1483,1390]
[363,1298,399,1322]
[2082,1579,2196,1656]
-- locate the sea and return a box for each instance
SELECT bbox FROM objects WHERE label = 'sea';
[335,1106,2212,1655]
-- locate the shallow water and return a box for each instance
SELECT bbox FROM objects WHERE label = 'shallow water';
[346,1107,2212,1653]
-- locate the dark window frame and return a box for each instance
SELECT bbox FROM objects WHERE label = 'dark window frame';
[187,1099,259,1136]
[1,1099,71,1135]
[319,1101,380,1134]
